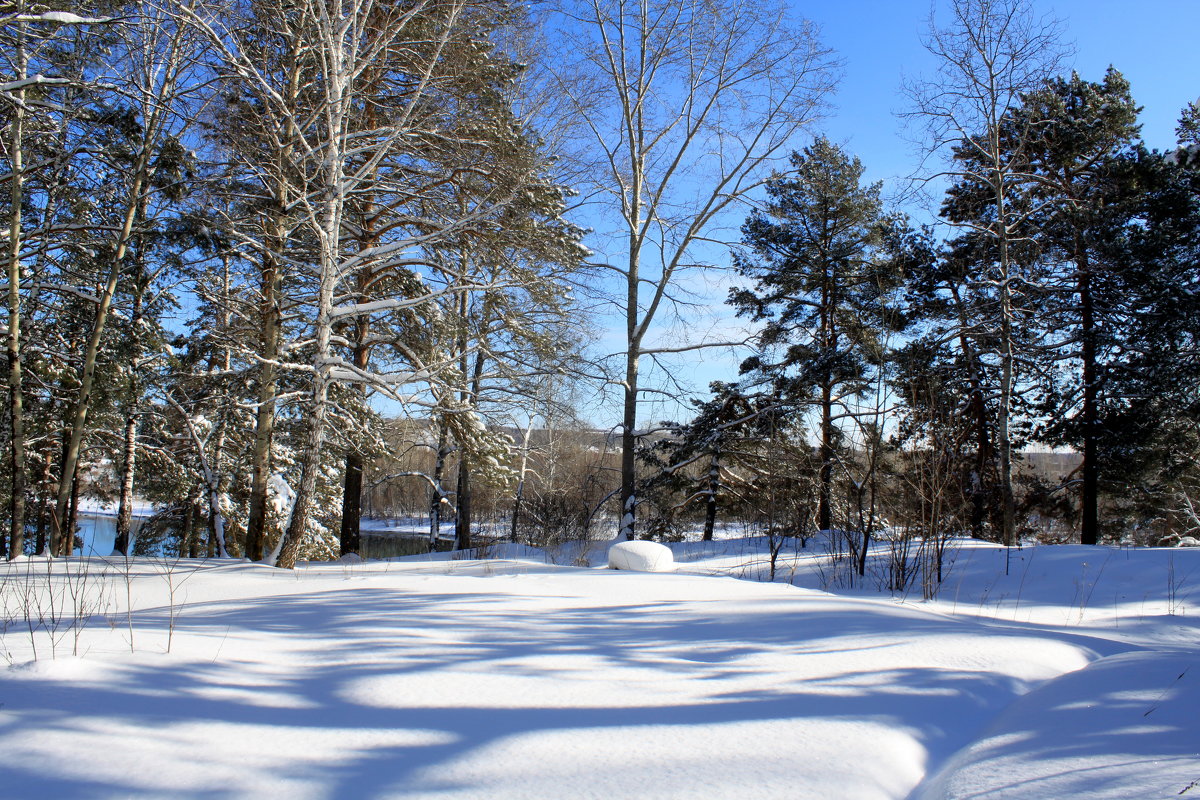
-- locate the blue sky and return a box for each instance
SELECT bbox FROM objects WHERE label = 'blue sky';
[811,0,1200,196]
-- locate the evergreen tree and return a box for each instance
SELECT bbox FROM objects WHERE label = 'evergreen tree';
[1017,69,1142,543]
[730,138,908,534]
[894,232,1006,540]
[638,382,780,542]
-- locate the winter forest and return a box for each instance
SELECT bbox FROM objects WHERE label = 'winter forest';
[3,0,1200,797]
[5,0,1200,573]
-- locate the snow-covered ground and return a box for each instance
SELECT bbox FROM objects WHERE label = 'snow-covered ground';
[0,537,1195,799]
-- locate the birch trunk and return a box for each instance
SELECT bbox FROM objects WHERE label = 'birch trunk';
[5,14,28,559]
[115,213,149,557]
[275,46,345,567]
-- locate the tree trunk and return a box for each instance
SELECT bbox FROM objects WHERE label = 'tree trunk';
[454,348,488,551]
[5,22,28,559]
[113,411,138,556]
[207,480,227,558]
[338,331,371,557]
[277,367,331,569]
[114,279,146,556]
[818,383,834,532]
[184,500,197,558]
[703,450,718,541]
[66,459,80,555]
[1078,245,1099,544]
[619,352,639,540]
[33,450,50,555]
[244,223,285,561]
[952,286,993,540]
[206,501,216,557]
[818,262,835,533]
[340,452,363,556]
[245,56,299,561]
[619,148,644,542]
[455,455,472,551]
[429,421,450,550]
[995,170,1018,549]
[510,423,534,543]
[275,111,343,568]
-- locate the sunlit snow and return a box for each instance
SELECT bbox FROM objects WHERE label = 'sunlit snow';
[0,536,1195,799]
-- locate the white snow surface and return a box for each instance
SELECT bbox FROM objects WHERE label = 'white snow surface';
[0,537,1196,799]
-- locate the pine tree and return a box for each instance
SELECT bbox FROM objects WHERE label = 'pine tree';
[1017,68,1143,544]
[894,229,1007,539]
[638,382,776,542]
[730,138,908,535]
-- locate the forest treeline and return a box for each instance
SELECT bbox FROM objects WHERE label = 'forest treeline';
[1,0,1198,567]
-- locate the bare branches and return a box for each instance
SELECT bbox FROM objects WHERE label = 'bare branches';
[545,0,836,538]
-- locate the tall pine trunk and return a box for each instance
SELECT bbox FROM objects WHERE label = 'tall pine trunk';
[245,56,300,561]
[994,162,1018,550]
[1078,245,1099,544]
[454,349,487,551]
[455,455,472,551]
[338,301,372,557]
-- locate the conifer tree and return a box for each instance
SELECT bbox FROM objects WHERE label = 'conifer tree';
[1018,69,1142,544]
[730,138,908,534]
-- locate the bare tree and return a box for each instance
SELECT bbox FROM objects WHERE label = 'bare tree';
[547,0,836,539]
[903,0,1069,547]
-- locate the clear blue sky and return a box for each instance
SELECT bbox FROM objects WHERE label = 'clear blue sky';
[809,0,1200,197]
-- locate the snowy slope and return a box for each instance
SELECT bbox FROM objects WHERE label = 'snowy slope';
[914,649,1199,800]
[0,541,1195,799]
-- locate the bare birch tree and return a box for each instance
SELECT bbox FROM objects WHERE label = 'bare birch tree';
[903,0,1069,546]
[547,0,836,539]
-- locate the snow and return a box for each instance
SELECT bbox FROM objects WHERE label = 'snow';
[17,11,106,24]
[914,650,1199,800]
[0,538,1195,799]
[608,539,675,571]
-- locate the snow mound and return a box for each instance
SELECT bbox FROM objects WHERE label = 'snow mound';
[608,540,675,572]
